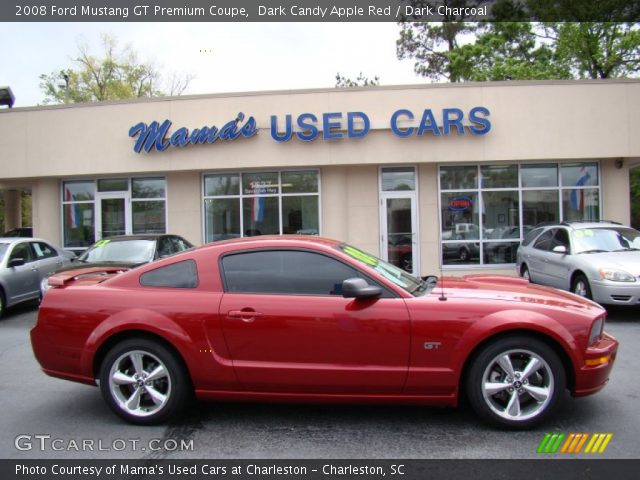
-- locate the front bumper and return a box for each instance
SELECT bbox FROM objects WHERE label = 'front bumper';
[590,280,640,305]
[574,332,618,397]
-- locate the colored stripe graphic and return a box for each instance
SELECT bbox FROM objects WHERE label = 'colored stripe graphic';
[585,433,613,454]
[537,433,565,453]
[538,433,613,454]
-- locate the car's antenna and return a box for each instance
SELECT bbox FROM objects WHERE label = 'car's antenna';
[438,264,447,301]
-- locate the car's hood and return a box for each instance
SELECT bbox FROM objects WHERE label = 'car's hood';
[577,250,640,274]
[434,274,602,313]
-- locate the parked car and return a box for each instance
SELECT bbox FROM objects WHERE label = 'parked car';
[40,234,194,297]
[517,221,640,305]
[0,237,75,316]
[2,227,33,237]
[31,236,617,428]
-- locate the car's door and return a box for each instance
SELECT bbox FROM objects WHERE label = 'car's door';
[545,228,573,288]
[218,249,411,393]
[527,229,554,284]
[3,241,39,304]
[30,241,65,278]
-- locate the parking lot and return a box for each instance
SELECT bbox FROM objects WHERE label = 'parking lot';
[1,303,639,460]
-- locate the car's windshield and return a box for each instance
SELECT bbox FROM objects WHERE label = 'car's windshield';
[78,239,155,264]
[571,227,640,254]
[338,244,421,294]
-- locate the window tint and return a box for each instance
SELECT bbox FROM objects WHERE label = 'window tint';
[222,250,379,296]
[32,242,58,259]
[551,229,570,251]
[9,242,34,263]
[522,227,543,246]
[140,260,198,288]
[533,230,553,251]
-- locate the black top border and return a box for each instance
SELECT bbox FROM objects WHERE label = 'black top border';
[3,1,640,22]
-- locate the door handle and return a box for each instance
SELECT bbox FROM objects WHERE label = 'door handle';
[227,309,263,322]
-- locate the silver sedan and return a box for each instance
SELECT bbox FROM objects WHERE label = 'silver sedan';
[516,222,640,306]
[0,237,75,316]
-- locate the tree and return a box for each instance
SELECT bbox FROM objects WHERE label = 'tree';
[397,21,640,82]
[447,22,572,81]
[335,72,380,88]
[544,23,640,79]
[39,33,194,104]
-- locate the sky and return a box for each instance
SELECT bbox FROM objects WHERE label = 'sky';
[1,22,423,107]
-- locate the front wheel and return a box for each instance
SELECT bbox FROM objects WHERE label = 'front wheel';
[99,338,190,425]
[572,274,592,300]
[466,336,566,429]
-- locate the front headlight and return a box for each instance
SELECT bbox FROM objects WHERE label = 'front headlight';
[598,269,636,282]
[588,317,605,346]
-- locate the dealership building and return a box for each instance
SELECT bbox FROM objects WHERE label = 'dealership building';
[1,79,638,276]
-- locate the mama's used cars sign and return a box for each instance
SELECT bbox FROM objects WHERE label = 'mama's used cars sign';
[128,107,491,154]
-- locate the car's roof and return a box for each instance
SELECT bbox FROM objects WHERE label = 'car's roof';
[535,221,629,231]
[94,234,169,242]
[0,236,53,244]
[205,235,342,249]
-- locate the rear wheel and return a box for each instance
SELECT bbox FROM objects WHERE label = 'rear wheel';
[99,338,190,425]
[521,265,530,281]
[466,336,565,429]
[571,274,592,300]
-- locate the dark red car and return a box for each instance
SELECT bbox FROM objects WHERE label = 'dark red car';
[31,236,618,428]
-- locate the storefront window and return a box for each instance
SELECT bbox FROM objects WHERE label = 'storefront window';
[62,181,96,248]
[203,170,320,243]
[132,201,166,234]
[439,162,600,267]
[62,177,166,249]
[381,167,416,191]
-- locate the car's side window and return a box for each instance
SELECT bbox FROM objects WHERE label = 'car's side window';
[156,237,174,258]
[9,242,34,263]
[31,242,57,259]
[171,236,191,252]
[140,260,198,288]
[551,229,570,252]
[221,250,387,296]
[533,230,553,251]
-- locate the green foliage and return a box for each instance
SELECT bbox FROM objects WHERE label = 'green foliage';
[39,33,193,104]
[335,72,380,87]
[397,21,640,82]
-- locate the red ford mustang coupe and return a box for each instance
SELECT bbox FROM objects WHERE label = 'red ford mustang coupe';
[31,236,618,428]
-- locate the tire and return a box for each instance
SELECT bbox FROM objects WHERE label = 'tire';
[0,289,4,318]
[466,336,566,429]
[99,338,191,425]
[571,274,592,300]
[521,265,531,281]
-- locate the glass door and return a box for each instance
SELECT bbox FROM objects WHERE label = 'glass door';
[379,166,419,276]
[96,193,130,240]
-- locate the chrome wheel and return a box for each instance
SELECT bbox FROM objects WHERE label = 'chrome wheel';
[100,338,190,424]
[481,349,554,422]
[572,274,592,299]
[466,336,565,428]
[108,350,171,418]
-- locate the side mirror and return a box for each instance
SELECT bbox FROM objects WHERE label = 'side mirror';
[8,257,25,267]
[552,245,568,254]
[342,278,382,299]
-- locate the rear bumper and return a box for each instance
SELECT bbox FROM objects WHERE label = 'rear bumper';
[573,332,618,397]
